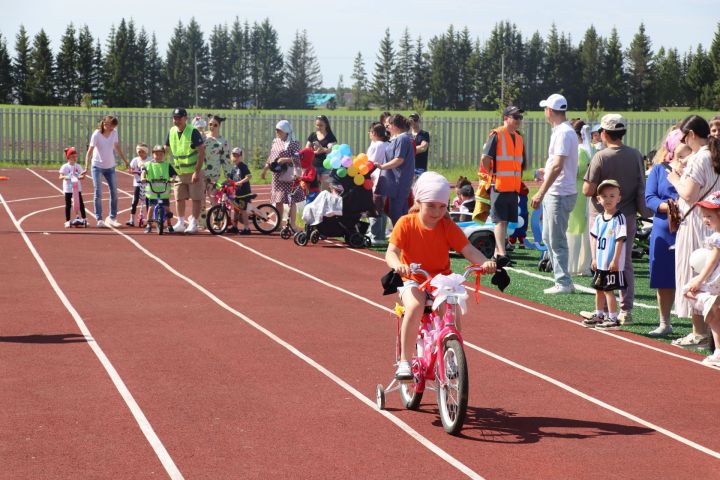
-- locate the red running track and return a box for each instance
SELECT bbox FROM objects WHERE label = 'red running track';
[1,167,720,479]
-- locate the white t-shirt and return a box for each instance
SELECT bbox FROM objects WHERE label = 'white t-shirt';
[89,129,119,169]
[129,156,146,187]
[59,162,83,193]
[367,140,387,191]
[544,121,579,196]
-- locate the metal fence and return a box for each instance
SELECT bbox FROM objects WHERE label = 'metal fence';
[0,107,681,171]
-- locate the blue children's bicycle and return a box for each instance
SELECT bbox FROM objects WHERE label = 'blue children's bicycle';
[145,178,173,235]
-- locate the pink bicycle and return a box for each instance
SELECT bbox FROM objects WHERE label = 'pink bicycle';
[376,263,488,435]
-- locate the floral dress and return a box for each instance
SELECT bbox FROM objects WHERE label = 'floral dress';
[204,135,231,186]
[268,138,304,205]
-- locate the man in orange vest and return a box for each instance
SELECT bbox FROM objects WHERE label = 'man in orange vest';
[480,105,525,263]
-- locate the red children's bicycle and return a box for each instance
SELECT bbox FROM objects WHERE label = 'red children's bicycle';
[376,263,489,435]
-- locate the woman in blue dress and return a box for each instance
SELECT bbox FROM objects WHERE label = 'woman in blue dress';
[645,129,689,336]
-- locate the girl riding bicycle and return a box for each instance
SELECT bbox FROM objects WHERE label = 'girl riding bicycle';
[386,171,496,379]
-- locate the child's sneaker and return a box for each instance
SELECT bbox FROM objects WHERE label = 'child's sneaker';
[64,221,71,228]
[226,225,239,234]
[702,350,720,367]
[596,319,621,330]
[582,314,604,328]
[239,228,251,235]
[144,225,152,234]
[126,218,134,227]
[394,361,413,380]
[167,225,174,233]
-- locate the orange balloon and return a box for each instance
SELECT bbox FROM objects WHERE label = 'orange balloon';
[358,164,369,175]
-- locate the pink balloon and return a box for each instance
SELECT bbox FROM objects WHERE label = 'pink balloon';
[341,156,353,168]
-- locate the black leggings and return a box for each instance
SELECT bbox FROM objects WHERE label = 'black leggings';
[64,192,86,221]
[131,186,143,215]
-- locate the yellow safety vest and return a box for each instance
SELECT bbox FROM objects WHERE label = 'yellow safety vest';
[145,161,171,200]
[168,126,199,175]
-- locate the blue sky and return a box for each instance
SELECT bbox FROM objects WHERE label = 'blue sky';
[1,0,717,87]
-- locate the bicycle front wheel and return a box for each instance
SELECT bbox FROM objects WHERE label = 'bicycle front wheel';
[253,203,280,234]
[436,339,468,435]
[155,205,165,235]
[207,204,229,235]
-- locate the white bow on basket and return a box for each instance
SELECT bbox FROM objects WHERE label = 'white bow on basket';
[430,273,469,315]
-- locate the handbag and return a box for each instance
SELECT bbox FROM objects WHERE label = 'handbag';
[278,164,298,183]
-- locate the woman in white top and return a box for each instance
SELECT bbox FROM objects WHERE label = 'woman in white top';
[84,115,129,228]
[667,115,720,348]
[367,122,389,245]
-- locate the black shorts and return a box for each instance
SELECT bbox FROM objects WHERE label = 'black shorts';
[592,270,627,291]
[490,189,518,223]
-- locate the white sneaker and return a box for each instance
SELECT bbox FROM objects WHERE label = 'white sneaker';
[105,216,122,228]
[394,361,413,380]
[173,221,186,233]
[544,284,575,294]
[64,221,71,228]
[185,220,198,234]
[702,350,720,367]
[96,219,107,228]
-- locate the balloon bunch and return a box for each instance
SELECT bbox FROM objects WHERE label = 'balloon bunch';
[322,144,375,190]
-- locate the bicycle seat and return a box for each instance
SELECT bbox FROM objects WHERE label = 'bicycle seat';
[237,193,257,201]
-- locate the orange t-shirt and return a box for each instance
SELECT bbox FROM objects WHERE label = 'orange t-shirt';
[389,213,469,282]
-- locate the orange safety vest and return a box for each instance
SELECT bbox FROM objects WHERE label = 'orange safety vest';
[491,126,523,193]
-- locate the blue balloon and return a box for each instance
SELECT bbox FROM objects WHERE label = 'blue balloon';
[339,144,352,157]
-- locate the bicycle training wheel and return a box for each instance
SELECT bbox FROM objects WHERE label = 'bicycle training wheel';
[253,203,280,234]
[206,205,229,235]
[436,339,468,435]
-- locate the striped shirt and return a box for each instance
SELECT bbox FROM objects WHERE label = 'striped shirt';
[591,211,627,271]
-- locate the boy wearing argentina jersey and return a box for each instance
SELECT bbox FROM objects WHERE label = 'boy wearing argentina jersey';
[584,179,627,330]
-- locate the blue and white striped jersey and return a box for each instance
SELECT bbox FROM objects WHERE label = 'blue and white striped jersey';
[590,212,627,271]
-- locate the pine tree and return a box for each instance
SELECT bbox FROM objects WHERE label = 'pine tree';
[229,18,251,108]
[27,29,56,105]
[428,31,451,109]
[455,27,474,109]
[336,75,345,107]
[55,23,78,105]
[410,36,430,106]
[521,31,545,109]
[284,29,322,109]
[350,51,368,110]
[654,47,683,107]
[600,28,626,110]
[0,33,13,103]
[134,27,150,107]
[165,21,192,108]
[480,22,524,109]
[579,26,604,106]
[186,18,209,107]
[91,39,104,104]
[685,45,714,108]
[626,23,656,111]
[13,25,32,104]
[394,28,413,109]
[249,19,284,109]
[371,29,396,109]
[208,24,233,109]
[147,33,164,107]
[709,22,720,108]
[103,20,134,107]
[76,25,95,101]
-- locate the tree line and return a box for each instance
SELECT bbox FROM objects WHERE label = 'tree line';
[0,19,719,111]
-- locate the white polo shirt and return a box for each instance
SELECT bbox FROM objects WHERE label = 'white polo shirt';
[544,121,579,196]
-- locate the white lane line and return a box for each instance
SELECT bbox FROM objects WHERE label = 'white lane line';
[223,237,720,460]
[338,243,706,367]
[5,194,60,203]
[98,232,485,480]
[18,205,65,224]
[0,193,184,480]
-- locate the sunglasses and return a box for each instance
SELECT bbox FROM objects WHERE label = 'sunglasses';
[209,123,219,127]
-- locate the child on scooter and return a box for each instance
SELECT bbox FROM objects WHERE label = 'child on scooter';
[127,143,149,226]
[58,147,87,227]
[385,171,496,379]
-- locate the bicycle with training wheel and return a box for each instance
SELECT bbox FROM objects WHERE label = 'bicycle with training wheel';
[145,178,173,235]
[376,263,489,435]
[206,179,280,235]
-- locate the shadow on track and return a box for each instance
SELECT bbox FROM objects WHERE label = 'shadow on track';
[0,333,89,344]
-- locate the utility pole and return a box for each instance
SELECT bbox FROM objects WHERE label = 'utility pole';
[194,53,199,108]
[500,53,505,108]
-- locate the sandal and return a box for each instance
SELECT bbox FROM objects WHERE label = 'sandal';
[671,333,710,347]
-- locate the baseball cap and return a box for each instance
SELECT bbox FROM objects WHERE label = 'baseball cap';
[231,147,243,155]
[600,113,627,132]
[172,108,188,117]
[152,145,165,152]
[539,93,568,111]
[502,105,524,117]
[65,147,77,159]
[591,124,602,133]
[696,191,720,209]
[597,179,621,194]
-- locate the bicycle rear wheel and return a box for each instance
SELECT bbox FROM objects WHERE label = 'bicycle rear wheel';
[207,204,229,235]
[436,339,468,435]
[399,343,424,410]
[253,203,280,234]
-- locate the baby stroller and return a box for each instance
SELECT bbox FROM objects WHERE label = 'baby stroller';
[293,173,375,248]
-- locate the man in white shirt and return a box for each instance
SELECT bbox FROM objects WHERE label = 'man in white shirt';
[531,93,579,294]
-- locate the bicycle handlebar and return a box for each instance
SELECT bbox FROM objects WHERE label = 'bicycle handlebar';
[409,263,491,281]
[145,178,170,194]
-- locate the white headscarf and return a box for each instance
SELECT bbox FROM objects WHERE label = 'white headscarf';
[413,171,450,204]
[275,120,296,148]
[580,124,592,157]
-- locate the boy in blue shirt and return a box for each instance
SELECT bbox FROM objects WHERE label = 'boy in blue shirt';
[583,179,627,330]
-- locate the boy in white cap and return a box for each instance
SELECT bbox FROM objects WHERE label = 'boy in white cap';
[385,171,496,379]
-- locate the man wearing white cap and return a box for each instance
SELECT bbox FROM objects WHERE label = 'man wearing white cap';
[581,113,649,325]
[531,93,579,294]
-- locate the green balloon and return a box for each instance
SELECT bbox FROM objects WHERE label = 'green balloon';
[323,158,332,169]
[337,167,347,177]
